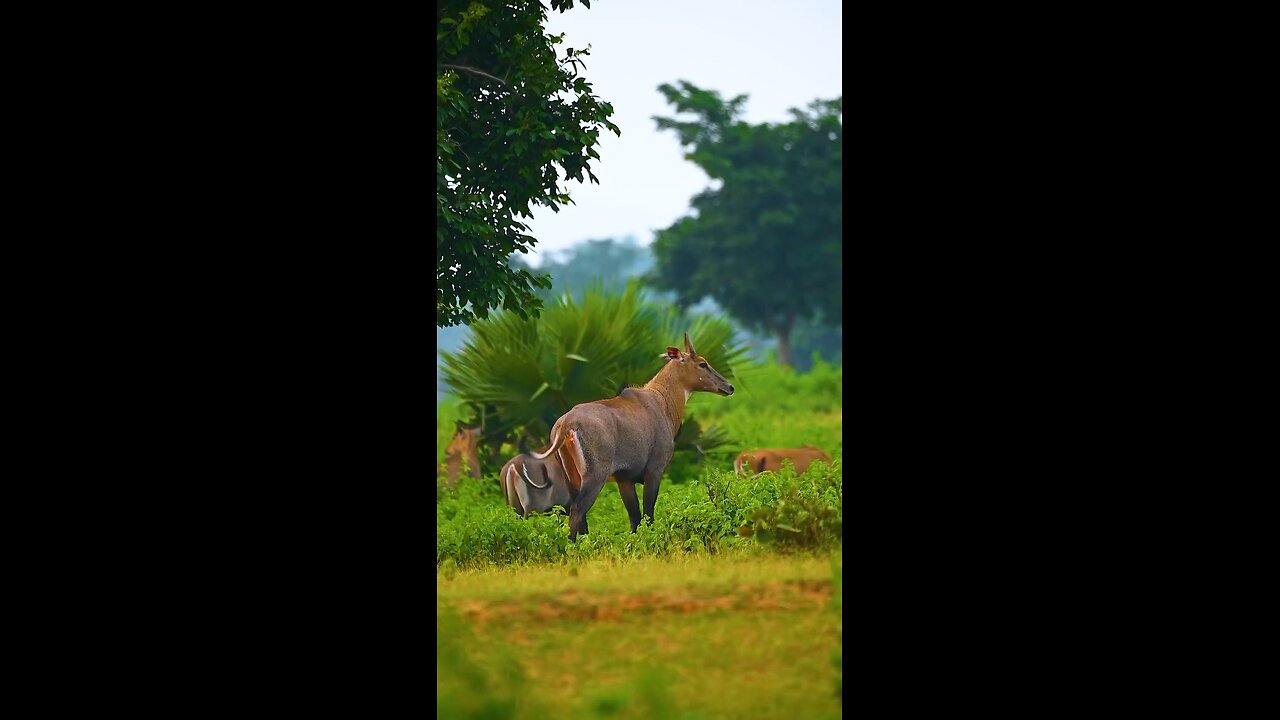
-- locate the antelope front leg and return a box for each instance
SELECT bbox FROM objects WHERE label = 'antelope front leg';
[617,479,642,532]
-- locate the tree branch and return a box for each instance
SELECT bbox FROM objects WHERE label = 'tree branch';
[441,64,508,85]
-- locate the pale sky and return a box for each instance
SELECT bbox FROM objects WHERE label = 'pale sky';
[521,0,842,267]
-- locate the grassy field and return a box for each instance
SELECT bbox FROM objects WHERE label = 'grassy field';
[439,552,842,720]
[438,359,843,718]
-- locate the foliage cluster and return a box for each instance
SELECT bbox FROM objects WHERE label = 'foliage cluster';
[738,484,842,549]
[437,0,619,327]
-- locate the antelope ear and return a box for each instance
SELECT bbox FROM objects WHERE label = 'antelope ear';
[666,346,681,360]
[455,420,465,432]
[684,332,696,357]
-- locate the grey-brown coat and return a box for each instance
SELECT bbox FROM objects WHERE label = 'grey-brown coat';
[734,446,832,476]
[533,333,734,540]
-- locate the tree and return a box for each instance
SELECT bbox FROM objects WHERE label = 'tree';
[648,81,841,366]
[437,0,620,327]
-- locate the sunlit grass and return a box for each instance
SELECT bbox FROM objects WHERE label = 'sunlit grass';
[438,550,839,601]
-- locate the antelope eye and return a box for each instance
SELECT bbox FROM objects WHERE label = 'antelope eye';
[699,361,708,368]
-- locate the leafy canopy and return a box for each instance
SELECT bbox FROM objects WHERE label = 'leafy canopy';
[648,81,841,365]
[437,0,620,327]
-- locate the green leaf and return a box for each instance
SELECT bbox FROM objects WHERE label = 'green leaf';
[565,353,588,362]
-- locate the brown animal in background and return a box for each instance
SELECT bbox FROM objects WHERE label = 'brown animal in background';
[734,446,832,476]
[439,421,482,488]
[532,333,734,540]
[500,449,572,517]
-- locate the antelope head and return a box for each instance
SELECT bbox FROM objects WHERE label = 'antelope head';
[664,332,734,396]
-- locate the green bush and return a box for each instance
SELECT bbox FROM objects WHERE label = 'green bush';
[735,458,842,550]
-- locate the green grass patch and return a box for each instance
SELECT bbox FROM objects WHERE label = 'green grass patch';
[438,552,842,720]
[437,458,842,568]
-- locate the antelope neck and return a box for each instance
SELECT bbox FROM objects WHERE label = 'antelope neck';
[644,361,689,438]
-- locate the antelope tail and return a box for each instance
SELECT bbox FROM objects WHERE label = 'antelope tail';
[520,462,550,489]
[734,456,745,477]
[530,424,565,461]
[532,422,586,489]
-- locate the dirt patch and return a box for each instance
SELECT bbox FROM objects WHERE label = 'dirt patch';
[454,578,831,625]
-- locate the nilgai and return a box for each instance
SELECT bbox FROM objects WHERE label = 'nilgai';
[533,333,734,540]
[438,421,481,488]
[734,446,832,476]
[500,449,572,517]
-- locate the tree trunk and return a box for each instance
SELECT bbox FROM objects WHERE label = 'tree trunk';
[775,319,794,368]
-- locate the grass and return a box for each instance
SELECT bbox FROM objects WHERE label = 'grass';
[438,552,843,720]
[436,460,842,567]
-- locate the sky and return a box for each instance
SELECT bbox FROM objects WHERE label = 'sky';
[521,0,842,267]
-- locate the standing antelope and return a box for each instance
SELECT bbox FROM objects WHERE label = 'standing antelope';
[733,446,832,476]
[438,421,481,488]
[533,333,734,540]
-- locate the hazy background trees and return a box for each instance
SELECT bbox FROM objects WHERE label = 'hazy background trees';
[510,236,653,302]
[437,0,619,327]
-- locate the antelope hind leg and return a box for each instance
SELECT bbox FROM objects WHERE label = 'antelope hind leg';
[568,475,606,540]
[617,479,642,533]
